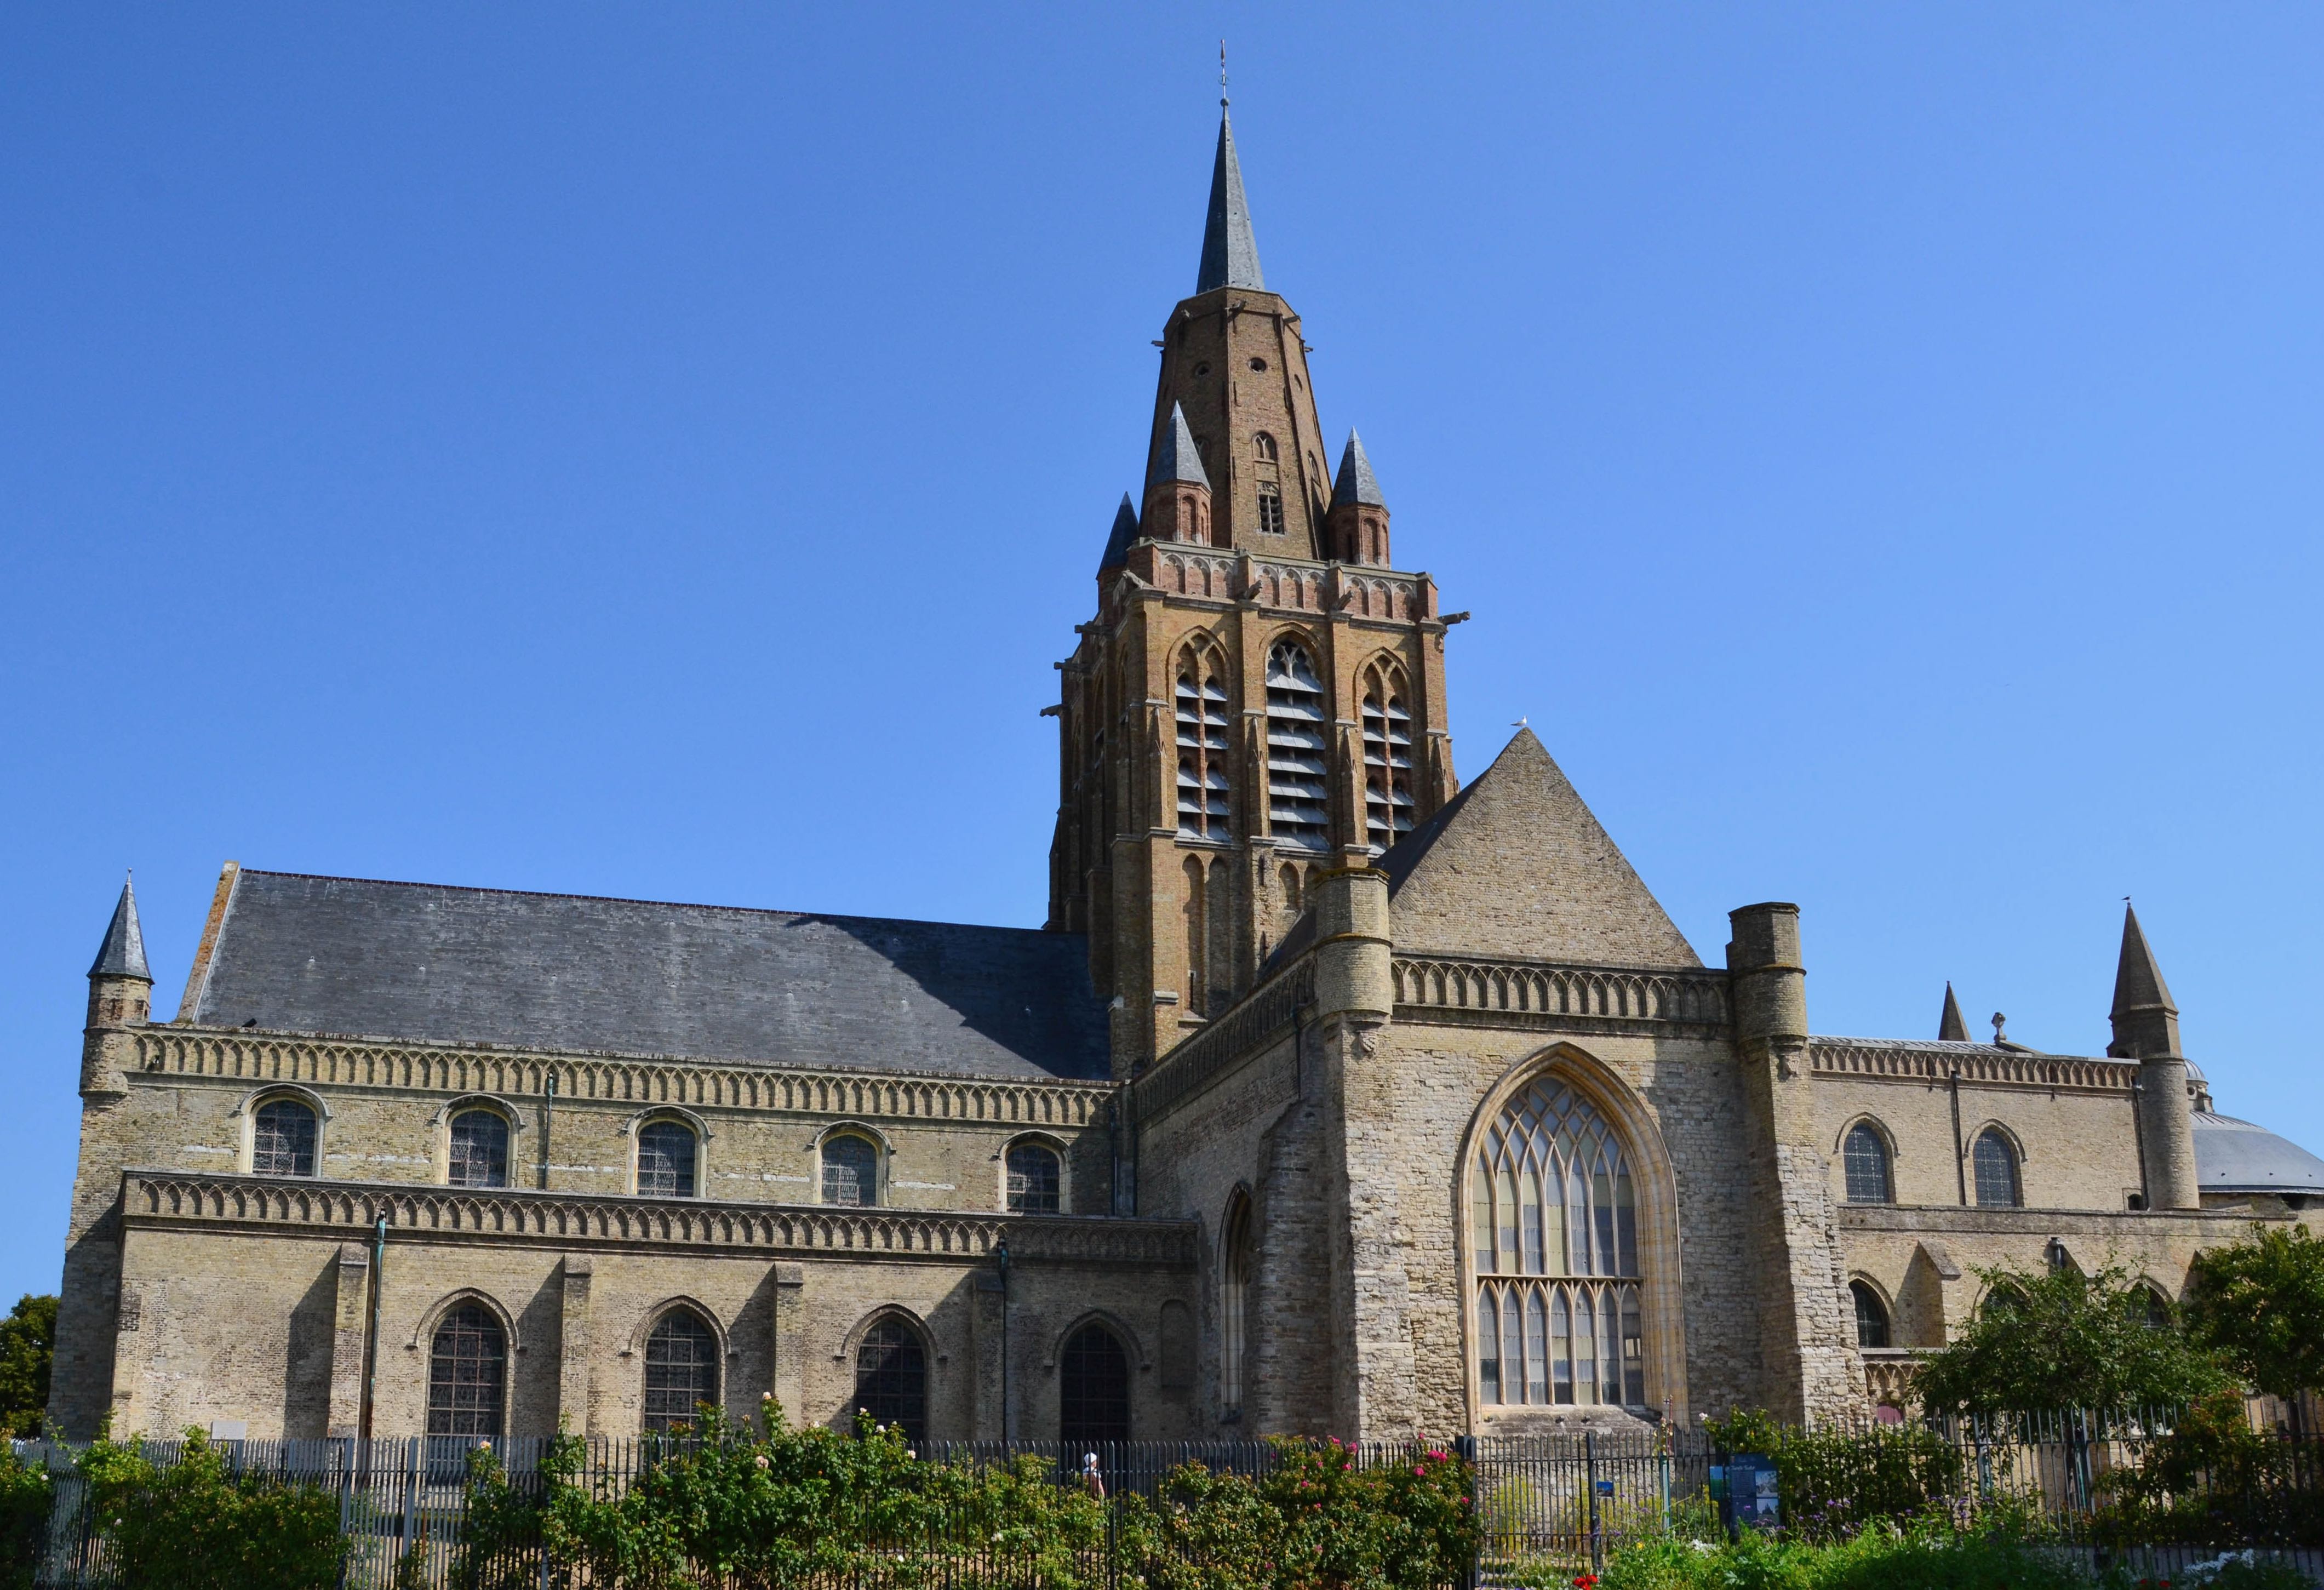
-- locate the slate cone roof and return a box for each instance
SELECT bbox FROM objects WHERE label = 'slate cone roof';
[180,868,1110,1082]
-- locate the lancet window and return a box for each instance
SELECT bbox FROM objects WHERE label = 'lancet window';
[1472,1079,1646,1410]
[1842,1123,1892,1205]
[1222,1192,1254,1417]
[1973,1129,2021,1209]
[1175,647,1232,842]
[1256,482,1286,536]
[253,1098,318,1178]
[1359,661,1416,852]
[643,1308,719,1431]
[448,1108,510,1189]
[1264,642,1331,851]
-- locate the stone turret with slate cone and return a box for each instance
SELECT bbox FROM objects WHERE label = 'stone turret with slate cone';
[82,874,151,1095]
[1144,403,1214,547]
[1326,430,1390,566]
[2108,904,2201,1210]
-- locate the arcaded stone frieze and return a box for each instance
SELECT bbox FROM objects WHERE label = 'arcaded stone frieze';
[1836,1203,2280,1236]
[119,1171,1199,1268]
[1808,1038,2143,1095]
[1390,954,1731,1033]
[131,1027,1108,1125]
[1127,543,1427,623]
[1135,959,1314,1125]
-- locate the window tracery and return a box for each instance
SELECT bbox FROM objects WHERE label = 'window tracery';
[1842,1123,1893,1205]
[1472,1078,1645,1409]
[643,1307,719,1431]
[448,1108,510,1189]
[253,1098,317,1178]
[1359,660,1415,851]
[1973,1129,2021,1208]
[1264,642,1331,851]
[637,1119,698,1198]
[822,1133,879,1207]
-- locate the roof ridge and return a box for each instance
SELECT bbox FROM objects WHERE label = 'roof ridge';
[228,868,1069,940]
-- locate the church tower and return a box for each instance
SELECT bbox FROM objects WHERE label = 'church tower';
[1048,104,1461,1079]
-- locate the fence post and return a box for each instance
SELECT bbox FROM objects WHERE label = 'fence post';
[1587,1429,1603,1574]
[1455,1435,1479,1590]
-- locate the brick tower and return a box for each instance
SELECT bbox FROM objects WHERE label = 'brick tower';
[1047,104,1461,1080]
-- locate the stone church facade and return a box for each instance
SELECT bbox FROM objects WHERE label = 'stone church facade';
[50,109,2324,1447]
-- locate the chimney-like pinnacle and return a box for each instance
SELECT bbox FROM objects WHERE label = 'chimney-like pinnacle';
[2108,902,2183,1059]
[1938,982,1970,1042]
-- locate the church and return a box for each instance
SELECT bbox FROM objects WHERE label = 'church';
[49,108,2324,1446]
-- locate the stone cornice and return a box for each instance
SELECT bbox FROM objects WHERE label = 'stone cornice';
[1392,954,1731,1038]
[119,1171,1198,1268]
[1838,1203,2282,1234]
[130,1026,1107,1129]
[1810,1038,2139,1096]
[1134,958,1313,1125]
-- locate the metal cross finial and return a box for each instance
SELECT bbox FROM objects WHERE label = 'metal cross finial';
[1220,41,1228,104]
[1991,1012,2008,1043]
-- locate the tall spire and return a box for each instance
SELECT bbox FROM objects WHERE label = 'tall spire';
[1195,103,1265,294]
[88,873,151,981]
[1938,982,1970,1042]
[2108,902,2183,1059]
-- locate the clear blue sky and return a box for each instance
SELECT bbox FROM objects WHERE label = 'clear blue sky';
[4,5,2320,1304]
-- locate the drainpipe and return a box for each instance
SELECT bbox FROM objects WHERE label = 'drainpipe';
[540,1071,557,1191]
[995,1239,1013,1440]
[359,1213,387,1443]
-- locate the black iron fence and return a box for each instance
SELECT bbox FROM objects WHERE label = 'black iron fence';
[21,1415,2324,1588]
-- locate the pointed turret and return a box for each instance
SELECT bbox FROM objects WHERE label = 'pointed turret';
[1097,493,1141,573]
[1195,104,1264,294]
[1938,982,1970,1042]
[1326,429,1391,565]
[2108,904,2182,1060]
[2106,904,2199,1210]
[83,874,153,1092]
[1143,402,1214,546]
[89,875,151,982]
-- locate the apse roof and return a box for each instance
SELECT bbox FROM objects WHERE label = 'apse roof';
[2193,1112,2324,1196]
[178,868,1111,1083]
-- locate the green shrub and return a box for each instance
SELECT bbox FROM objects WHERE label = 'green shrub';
[2094,1394,2324,1547]
[1602,1514,2090,1590]
[1703,1412,1968,1541]
[78,1428,346,1590]
[0,1443,50,1590]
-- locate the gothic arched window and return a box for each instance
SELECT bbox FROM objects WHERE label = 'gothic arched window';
[1851,1282,1891,1348]
[1972,1129,2021,1209]
[1842,1123,1893,1205]
[253,1098,318,1177]
[1253,431,1278,462]
[854,1317,926,1442]
[1174,647,1232,842]
[1358,660,1415,852]
[426,1302,506,1438]
[1264,642,1330,851]
[1222,1193,1253,1418]
[1472,1079,1645,1409]
[1255,482,1286,536]
[1006,1142,1062,1214]
[822,1134,879,1207]
[1060,1323,1131,1444]
[643,1307,719,1432]
[448,1108,511,1189]
[637,1119,698,1198]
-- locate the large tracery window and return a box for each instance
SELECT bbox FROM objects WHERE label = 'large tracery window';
[449,1108,511,1189]
[1359,661,1416,852]
[1472,1078,1646,1410]
[643,1307,720,1431]
[1264,642,1331,851]
[1842,1123,1893,1205]
[1175,648,1233,841]
[253,1098,318,1178]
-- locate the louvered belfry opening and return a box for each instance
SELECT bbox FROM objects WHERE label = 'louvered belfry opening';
[1360,662,1416,853]
[1472,1079,1647,1410]
[1264,642,1331,851]
[1174,647,1232,841]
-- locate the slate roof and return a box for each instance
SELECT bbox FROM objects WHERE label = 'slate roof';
[1331,431,1384,509]
[89,876,151,980]
[1195,105,1265,294]
[179,868,1111,1082]
[1098,493,1141,571]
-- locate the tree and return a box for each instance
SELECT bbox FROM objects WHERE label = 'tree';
[2185,1222,2324,1404]
[0,1296,55,1439]
[1914,1260,2229,1416]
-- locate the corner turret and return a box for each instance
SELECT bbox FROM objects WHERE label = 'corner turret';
[83,874,152,1094]
[2107,904,2199,1210]
[1326,430,1390,565]
[1143,403,1214,546]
